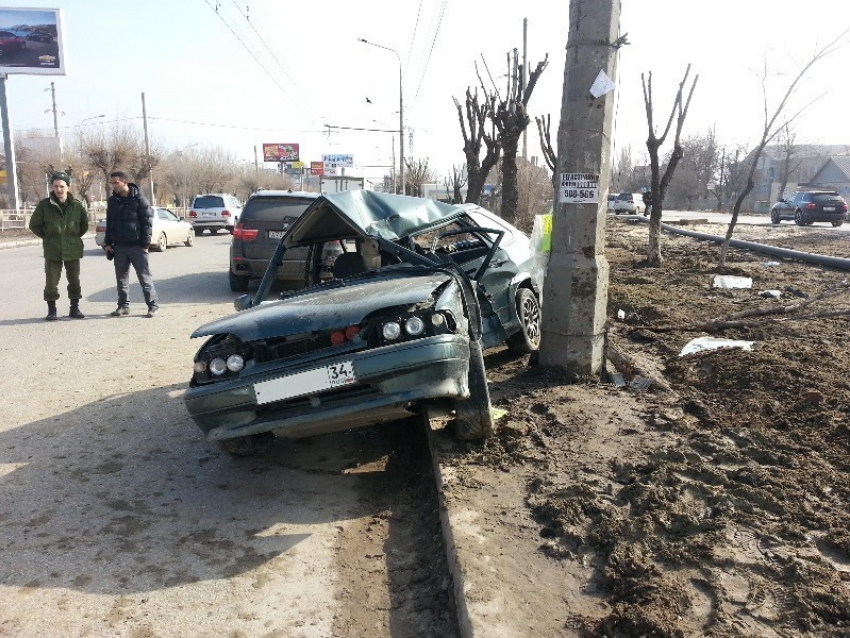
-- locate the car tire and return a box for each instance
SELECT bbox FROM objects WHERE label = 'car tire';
[506,288,541,353]
[229,270,250,292]
[453,340,494,441]
[832,221,843,228]
[794,210,805,226]
[184,229,195,247]
[154,233,167,252]
[771,210,781,224]
[211,228,219,235]
[216,432,274,457]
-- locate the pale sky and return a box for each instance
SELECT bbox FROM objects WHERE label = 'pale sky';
[4,1,849,185]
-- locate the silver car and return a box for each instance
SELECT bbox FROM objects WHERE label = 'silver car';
[95,207,195,251]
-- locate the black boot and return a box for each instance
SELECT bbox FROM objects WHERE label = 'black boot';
[45,300,57,321]
[69,300,85,319]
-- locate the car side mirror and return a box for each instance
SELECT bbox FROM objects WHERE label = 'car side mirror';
[234,294,253,312]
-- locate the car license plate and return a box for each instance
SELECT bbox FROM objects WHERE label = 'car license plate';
[253,361,356,405]
[824,206,835,212]
[202,212,217,217]
[268,230,286,239]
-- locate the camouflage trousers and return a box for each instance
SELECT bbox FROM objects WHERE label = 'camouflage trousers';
[43,259,82,302]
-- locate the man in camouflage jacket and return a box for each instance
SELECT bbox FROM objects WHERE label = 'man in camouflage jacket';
[29,172,90,320]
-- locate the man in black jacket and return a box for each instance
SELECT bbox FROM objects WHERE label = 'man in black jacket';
[103,171,159,317]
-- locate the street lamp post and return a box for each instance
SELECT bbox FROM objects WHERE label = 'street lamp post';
[358,38,403,195]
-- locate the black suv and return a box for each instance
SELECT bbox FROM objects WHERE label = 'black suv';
[229,190,343,292]
[770,190,849,227]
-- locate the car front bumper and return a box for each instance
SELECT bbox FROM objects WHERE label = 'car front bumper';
[184,333,471,441]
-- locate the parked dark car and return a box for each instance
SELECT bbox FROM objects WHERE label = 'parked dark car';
[229,190,346,292]
[185,191,541,456]
[0,30,26,56]
[770,190,849,227]
[26,30,54,43]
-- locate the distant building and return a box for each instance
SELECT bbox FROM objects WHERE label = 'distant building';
[808,156,850,197]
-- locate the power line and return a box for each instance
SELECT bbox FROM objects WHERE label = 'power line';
[226,0,315,114]
[405,0,425,70]
[150,116,325,133]
[201,0,309,117]
[413,0,449,105]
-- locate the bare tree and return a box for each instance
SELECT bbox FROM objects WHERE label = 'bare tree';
[490,49,548,225]
[719,31,848,267]
[535,114,556,188]
[514,159,552,232]
[453,87,500,204]
[404,158,433,197]
[642,64,699,266]
[613,145,634,193]
[666,130,719,210]
[776,124,803,201]
[444,164,467,203]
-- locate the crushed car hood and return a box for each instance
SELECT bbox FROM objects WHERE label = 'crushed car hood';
[192,271,453,341]
[284,190,466,246]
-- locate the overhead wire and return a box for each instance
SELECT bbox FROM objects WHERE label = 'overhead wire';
[201,0,310,118]
[412,0,449,105]
[226,0,316,115]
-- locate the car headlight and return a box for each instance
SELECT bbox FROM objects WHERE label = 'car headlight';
[226,354,245,372]
[209,357,228,376]
[405,316,425,336]
[382,321,402,340]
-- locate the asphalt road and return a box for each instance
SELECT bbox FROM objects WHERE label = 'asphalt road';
[0,234,454,637]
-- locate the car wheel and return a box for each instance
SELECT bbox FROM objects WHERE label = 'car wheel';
[453,340,494,440]
[771,210,781,224]
[216,432,274,457]
[506,288,541,353]
[154,233,167,252]
[832,221,843,228]
[229,270,250,292]
[794,210,805,226]
[227,226,235,235]
[184,229,195,247]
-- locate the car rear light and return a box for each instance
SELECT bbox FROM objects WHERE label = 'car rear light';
[842,204,848,212]
[331,325,362,346]
[806,203,816,210]
[222,210,231,218]
[232,224,258,241]
[189,210,198,218]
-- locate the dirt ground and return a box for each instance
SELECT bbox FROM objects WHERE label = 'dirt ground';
[443,218,850,637]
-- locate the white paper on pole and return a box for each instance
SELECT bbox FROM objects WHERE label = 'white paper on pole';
[589,69,615,98]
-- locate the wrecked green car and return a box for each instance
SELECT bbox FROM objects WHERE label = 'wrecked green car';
[184,191,541,455]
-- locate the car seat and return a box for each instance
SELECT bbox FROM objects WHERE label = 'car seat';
[332,252,367,279]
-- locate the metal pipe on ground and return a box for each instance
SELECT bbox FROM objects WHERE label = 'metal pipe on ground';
[635,217,850,271]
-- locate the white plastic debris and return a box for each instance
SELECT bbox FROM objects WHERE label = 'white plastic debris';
[759,290,782,299]
[760,261,781,267]
[713,275,752,289]
[680,337,755,357]
[617,309,626,320]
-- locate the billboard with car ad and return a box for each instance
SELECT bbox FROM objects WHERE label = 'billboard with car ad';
[262,143,299,162]
[0,7,64,75]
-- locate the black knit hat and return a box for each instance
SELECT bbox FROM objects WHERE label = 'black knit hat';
[51,172,71,186]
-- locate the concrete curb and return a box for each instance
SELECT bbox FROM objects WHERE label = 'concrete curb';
[0,233,96,250]
[425,414,476,638]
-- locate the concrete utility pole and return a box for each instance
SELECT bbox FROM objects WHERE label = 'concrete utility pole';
[50,81,59,137]
[539,0,620,375]
[141,92,155,205]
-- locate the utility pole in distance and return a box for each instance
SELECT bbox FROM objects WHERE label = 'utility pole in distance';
[539,0,620,375]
